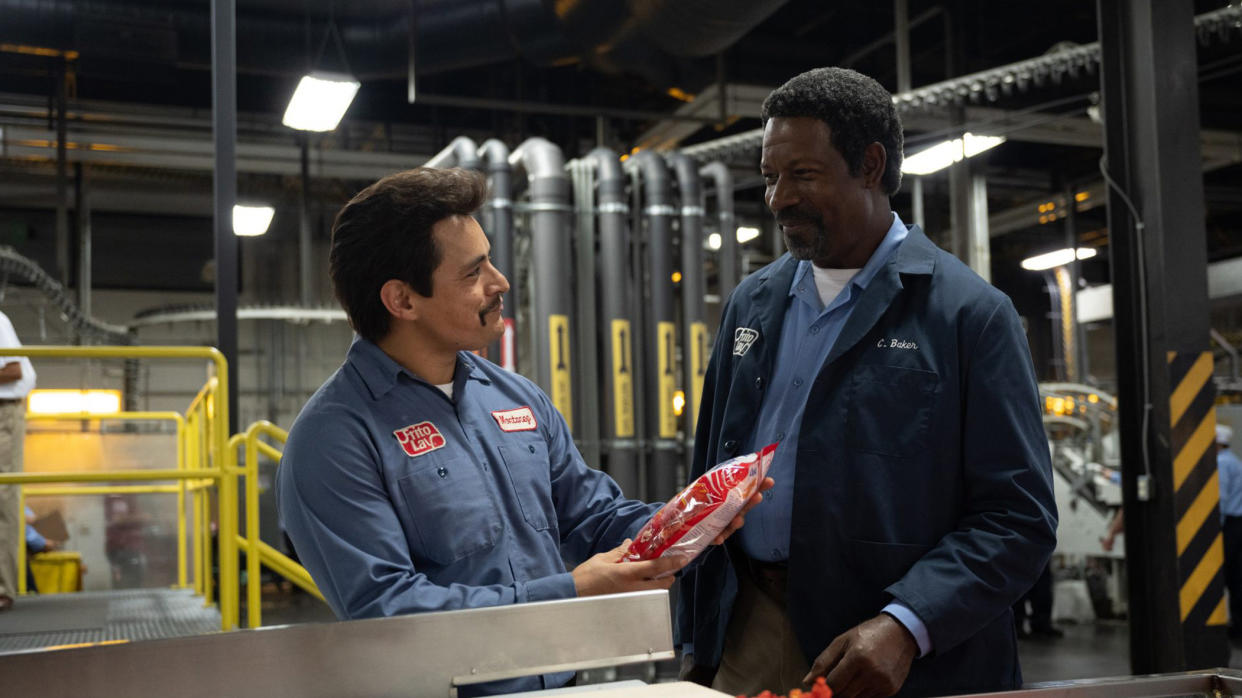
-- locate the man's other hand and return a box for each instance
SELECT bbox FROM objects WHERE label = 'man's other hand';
[710,476,775,545]
[572,539,686,596]
[803,613,917,698]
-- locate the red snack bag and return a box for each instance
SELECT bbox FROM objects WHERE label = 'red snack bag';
[622,443,777,574]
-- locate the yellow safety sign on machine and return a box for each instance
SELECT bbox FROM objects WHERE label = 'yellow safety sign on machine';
[689,321,709,434]
[549,314,573,431]
[610,319,635,438]
[657,321,677,438]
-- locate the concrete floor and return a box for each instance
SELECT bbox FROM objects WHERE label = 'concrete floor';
[1018,620,1242,685]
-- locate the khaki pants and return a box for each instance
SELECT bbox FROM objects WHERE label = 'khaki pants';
[0,400,25,599]
[712,562,811,696]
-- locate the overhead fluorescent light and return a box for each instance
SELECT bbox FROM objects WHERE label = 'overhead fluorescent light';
[707,227,764,250]
[901,133,1007,175]
[737,226,761,244]
[233,205,274,236]
[28,389,122,415]
[282,72,360,132]
[1021,247,1097,271]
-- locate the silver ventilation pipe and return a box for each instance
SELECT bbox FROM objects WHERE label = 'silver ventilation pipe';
[509,138,575,430]
[627,150,680,500]
[667,153,707,476]
[698,161,739,302]
[424,136,482,171]
[479,139,515,370]
[587,147,640,496]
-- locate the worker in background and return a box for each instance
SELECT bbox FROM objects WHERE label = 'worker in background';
[276,167,768,697]
[0,308,35,612]
[25,505,58,593]
[1217,424,1242,639]
[677,67,1057,698]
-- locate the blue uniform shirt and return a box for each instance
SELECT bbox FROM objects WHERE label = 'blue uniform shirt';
[277,338,657,694]
[735,213,932,656]
[1219,446,1242,518]
[739,213,909,562]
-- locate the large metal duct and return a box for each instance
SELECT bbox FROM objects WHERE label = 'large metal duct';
[423,135,481,171]
[0,0,789,85]
[509,138,573,429]
[666,152,707,476]
[587,147,639,497]
[479,139,516,371]
[698,161,739,302]
[627,150,680,500]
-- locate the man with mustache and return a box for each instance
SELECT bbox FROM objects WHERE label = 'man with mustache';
[277,167,766,696]
[677,67,1057,697]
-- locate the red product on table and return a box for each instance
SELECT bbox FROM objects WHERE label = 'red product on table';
[622,442,777,573]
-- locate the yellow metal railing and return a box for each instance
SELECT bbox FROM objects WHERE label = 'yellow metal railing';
[228,421,325,629]
[0,346,232,628]
[4,346,327,632]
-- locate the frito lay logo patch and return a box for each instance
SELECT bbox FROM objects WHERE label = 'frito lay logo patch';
[492,406,537,432]
[733,327,759,356]
[393,421,446,457]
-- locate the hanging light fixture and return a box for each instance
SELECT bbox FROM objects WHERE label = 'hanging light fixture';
[283,13,359,132]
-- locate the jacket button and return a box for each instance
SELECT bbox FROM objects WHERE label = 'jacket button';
[528,444,536,454]
[437,467,448,478]
[754,376,764,389]
[723,440,738,452]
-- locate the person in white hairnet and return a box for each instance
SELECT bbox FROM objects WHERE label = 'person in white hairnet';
[1217,423,1242,639]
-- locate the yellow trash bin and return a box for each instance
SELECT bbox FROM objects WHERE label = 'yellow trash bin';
[29,551,83,594]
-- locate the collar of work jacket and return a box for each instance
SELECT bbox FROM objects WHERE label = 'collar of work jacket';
[744,222,938,371]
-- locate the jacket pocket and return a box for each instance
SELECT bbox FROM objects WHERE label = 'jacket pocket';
[498,440,554,531]
[845,364,939,458]
[396,458,502,565]
[847,539,933,591]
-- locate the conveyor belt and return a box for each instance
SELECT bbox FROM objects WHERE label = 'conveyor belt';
[0,588,221,653]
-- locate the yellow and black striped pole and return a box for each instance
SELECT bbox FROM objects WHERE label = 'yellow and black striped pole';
[1168,351,1228,646]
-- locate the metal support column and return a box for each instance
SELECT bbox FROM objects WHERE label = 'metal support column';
[55,62,70,286]
[1064,183,1084,382]
[968,174,991,282]
[74,163,91,322]
[299,136,312,307]
[911,176,926,231]
[1097,0,1224,672]
[212,0,239,435]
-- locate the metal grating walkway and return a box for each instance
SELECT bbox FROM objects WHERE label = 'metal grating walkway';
[0,588,221,653]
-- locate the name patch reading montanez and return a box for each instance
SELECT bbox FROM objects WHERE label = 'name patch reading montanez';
[491,406,538,432]
[393,421,446,457]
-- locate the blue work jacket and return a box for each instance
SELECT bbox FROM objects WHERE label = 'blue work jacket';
[677,225,1058,696]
